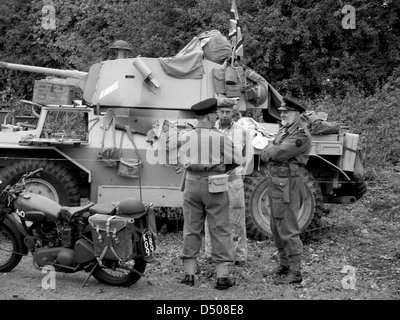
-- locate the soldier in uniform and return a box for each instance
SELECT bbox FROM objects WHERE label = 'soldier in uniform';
[178,98,243,290]
[109,40,132,59]
[204,100,251,267]
[260,97,311,284]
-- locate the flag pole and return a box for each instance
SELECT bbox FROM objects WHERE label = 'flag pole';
[229,0,243,66]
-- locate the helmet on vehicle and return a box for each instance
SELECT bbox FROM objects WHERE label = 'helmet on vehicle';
[248,83,268,107]
[116,197,145,217]
[109,40,132,51]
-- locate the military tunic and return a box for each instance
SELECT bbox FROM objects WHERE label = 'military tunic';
[260,117,311,270]
[179,124,243,263]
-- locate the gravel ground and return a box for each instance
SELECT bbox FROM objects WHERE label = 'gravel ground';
[1,169,399,303]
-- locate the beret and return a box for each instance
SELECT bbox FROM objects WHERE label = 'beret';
[216,97,237,108]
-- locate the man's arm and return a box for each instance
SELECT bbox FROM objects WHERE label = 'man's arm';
[261,131,310,163]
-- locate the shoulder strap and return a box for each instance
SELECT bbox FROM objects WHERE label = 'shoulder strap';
[125,125,142,161]
[124,125,143,201]
[111,118,116,147]
[118,130,125,158]
[101,115,116,150]
[101,118,106,149]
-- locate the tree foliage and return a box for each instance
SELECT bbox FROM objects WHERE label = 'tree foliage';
[243,0,400,98]
[305,73,400,167]
[1,0,400,97]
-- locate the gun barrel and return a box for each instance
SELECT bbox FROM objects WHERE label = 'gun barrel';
[0,61,87,79]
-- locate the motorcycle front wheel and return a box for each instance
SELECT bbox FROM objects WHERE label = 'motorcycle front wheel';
[0,223,22,272]
[92,258,147,287]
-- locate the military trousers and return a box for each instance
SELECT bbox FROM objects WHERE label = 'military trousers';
[180,175,233,264]
[204,177,247,262]
[267,173,304,269]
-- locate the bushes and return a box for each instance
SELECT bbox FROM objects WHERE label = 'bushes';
[0,87,33,116]
[305,83,400,168]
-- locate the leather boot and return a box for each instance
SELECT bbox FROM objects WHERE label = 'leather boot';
[216,277,236,290]
[180,258,196,286]
[263,265,289,277]
[180,274,195,286]
[288,254,302,273]
[215,262,235,290]
[273,265,290,276]
[274,269,302,284]
[234,260,246,267]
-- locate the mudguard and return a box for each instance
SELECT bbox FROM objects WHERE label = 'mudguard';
[2,213,28,255]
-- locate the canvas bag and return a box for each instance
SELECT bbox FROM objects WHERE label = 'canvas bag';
[97,110,119,167]
[117,125,143,178]
[208,174,229,193]
[225,65,245,97]
[212,68,226,94]
[88,214,135,261]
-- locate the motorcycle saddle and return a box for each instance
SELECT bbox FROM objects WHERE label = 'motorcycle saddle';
[62,202,95,216]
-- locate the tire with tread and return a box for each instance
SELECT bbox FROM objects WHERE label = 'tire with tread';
[92,258,147,287]
[244,168,323,241]
[0,223,22,272]
[0,159,80,206]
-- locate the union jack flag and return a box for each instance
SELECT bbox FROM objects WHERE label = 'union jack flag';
[229,0,243,61]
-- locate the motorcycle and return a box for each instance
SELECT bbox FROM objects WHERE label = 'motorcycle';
[0,168,156,287]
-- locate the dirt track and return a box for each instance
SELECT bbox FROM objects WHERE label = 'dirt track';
[1,170,400,302]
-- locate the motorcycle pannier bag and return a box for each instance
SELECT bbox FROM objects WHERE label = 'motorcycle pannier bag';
[88,214,135,261]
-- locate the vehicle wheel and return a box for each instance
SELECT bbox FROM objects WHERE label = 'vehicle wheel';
[92,258,147,287]
[0,223,22,272]
[0,159,80,206]
[244,168,323,241]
